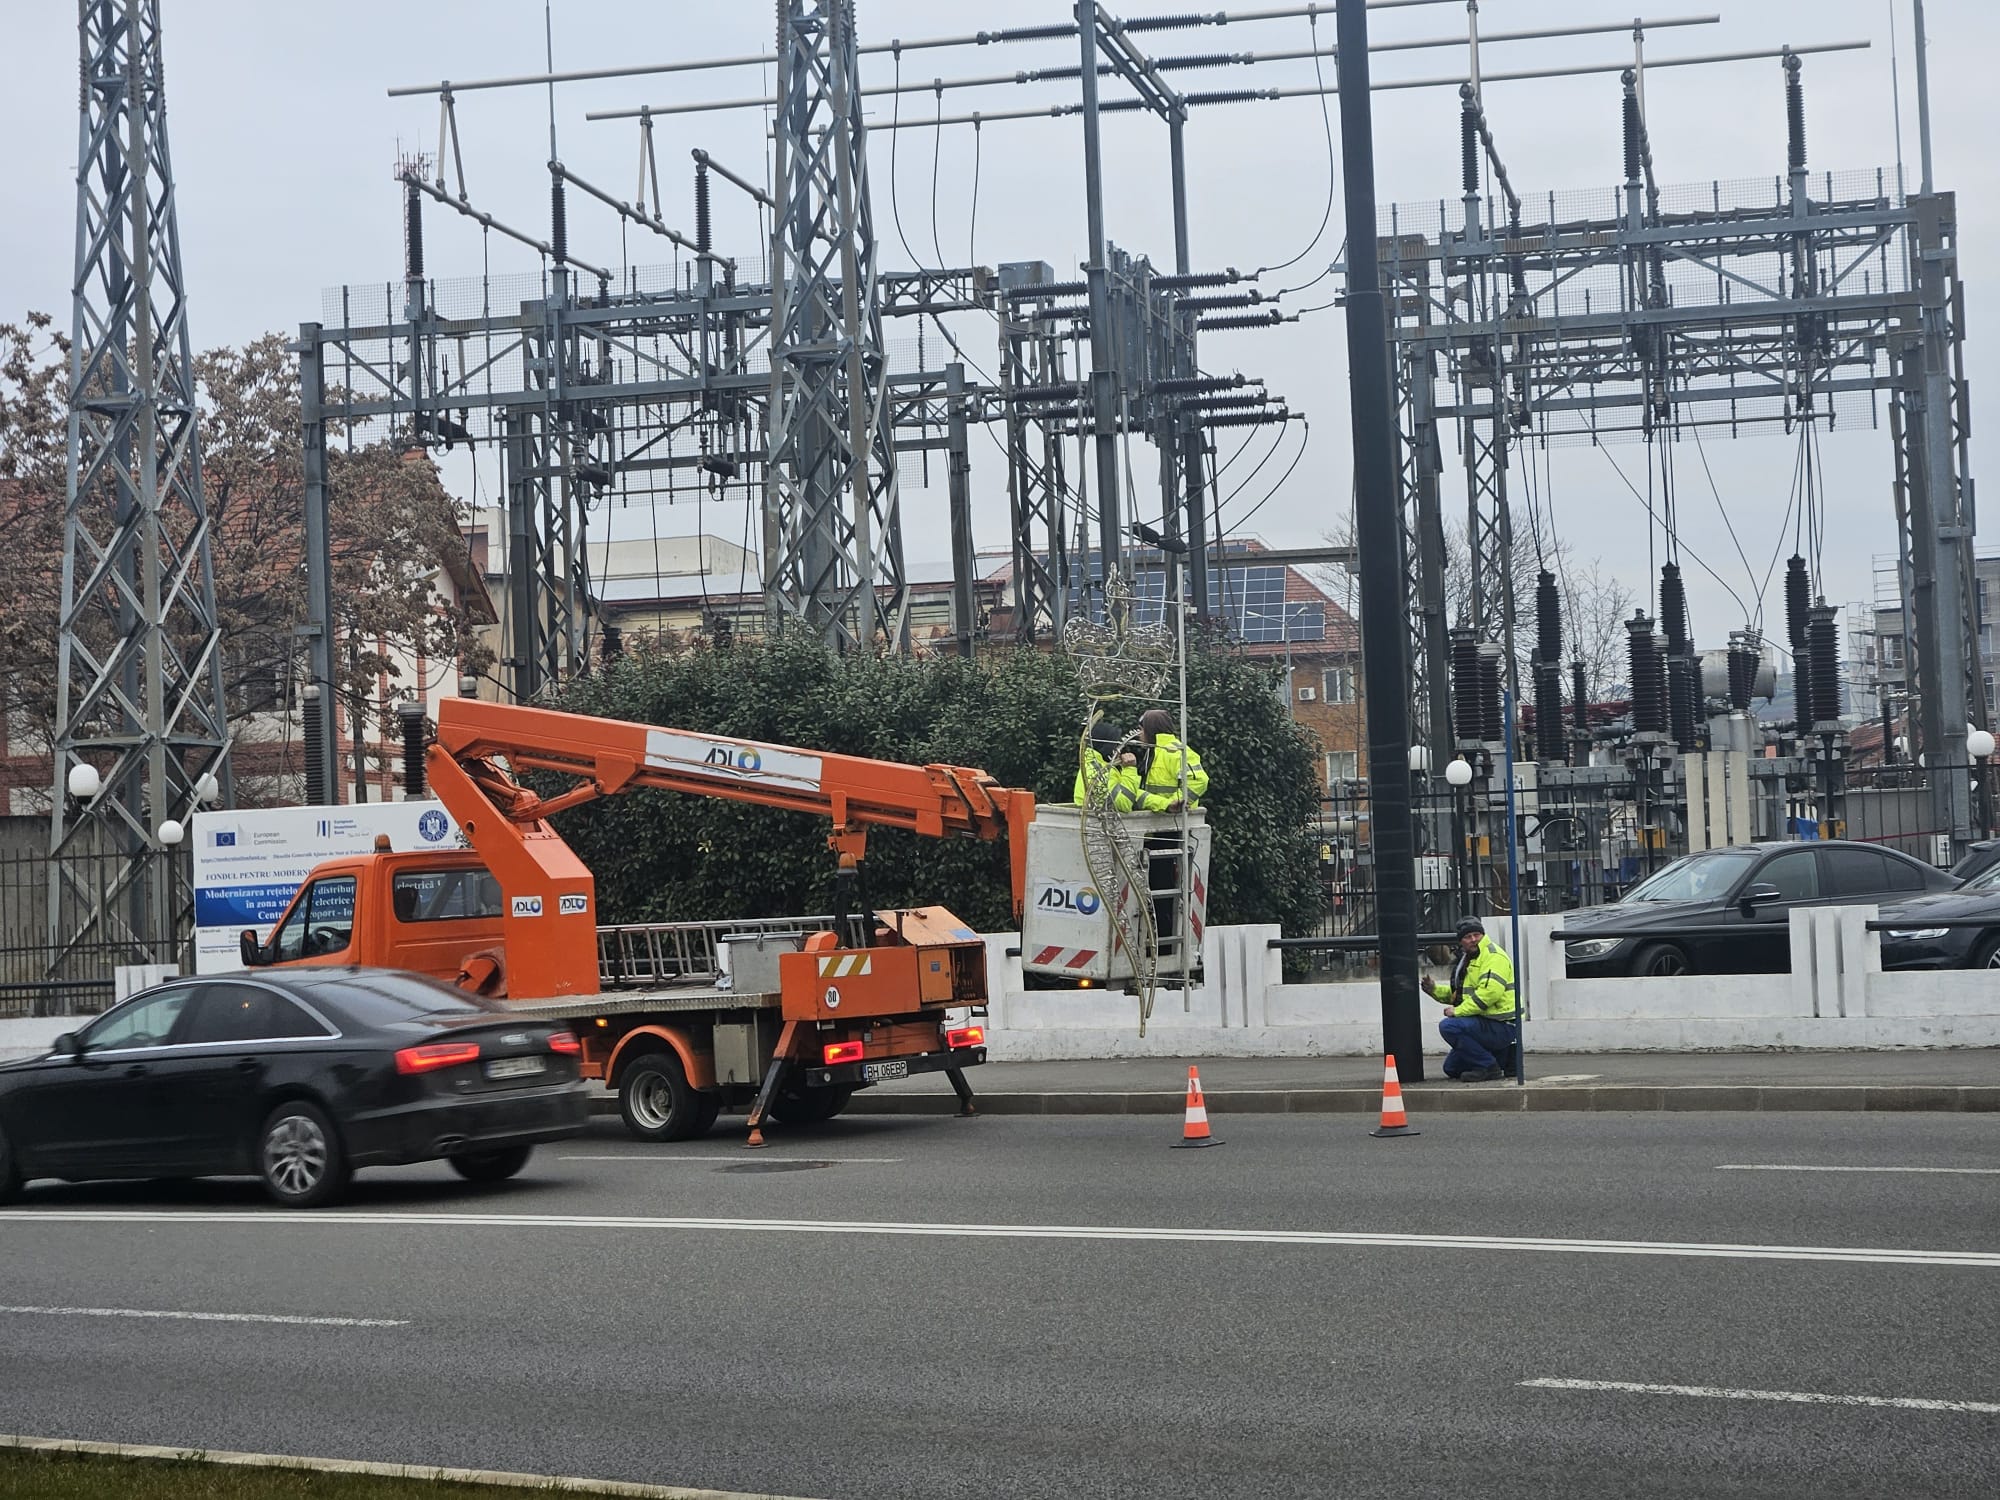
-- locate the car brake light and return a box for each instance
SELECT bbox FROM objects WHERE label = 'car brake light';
[823,1041,865,1065]
[395,1041,482,1075]
[547,1030,581,1055]
[947,1026,985,1049]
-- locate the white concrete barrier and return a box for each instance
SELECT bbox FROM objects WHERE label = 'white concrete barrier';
[978,908,2000,1059]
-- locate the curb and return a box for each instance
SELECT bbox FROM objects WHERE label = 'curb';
[844,1085,2000,1115]
[0,1434,815,1499]
[588,1085,2000,1120]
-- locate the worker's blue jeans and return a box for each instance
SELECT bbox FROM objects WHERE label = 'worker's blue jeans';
[1440,1014,1519,1077]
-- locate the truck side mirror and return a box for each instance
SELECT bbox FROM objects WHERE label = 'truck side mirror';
[1738,882,1783,916]
[240,929,265,967]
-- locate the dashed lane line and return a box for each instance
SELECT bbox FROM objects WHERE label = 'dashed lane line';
[1521,1378,2000,1415]
[0,1304,405,1327]
[2,1210,1996,1268]
[557,1155,905,1163]
[1718,1164,2000,1175]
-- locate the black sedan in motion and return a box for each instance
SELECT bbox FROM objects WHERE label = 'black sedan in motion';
[1561,839,1958,977]
[1878,858,2000,970]
[0,968,589,1208]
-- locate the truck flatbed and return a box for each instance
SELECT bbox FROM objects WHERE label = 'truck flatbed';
[496,986,781,1021]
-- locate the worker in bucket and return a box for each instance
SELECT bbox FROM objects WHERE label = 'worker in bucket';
[1135,708,1208,813]
[1074,719,1141,812]
[1427,917,1519,1081]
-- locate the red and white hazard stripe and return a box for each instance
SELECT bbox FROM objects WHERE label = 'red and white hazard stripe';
[1028,945,1100,971]
[1190,868,1208,940]
[816,953,873,978]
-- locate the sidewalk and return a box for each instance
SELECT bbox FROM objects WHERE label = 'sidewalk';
[856,1052,2000,1114]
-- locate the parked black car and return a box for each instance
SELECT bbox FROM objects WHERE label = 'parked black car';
[0,968,589,1208]
[1561,840,1958,977]
[1949,839,2000,886]
[1878,858,2000,971]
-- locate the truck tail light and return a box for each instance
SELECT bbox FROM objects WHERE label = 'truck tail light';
[823,1041,865,1065]
[395,1041,482,1075]
[547,1030,581,1055]
[946,1026,985,1050]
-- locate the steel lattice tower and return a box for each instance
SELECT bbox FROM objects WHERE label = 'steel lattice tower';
[763,0,907,651]
[50,0,230,967]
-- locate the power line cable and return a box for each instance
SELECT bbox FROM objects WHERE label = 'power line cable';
[1253,12,1337,279]
[1599,444,1751,622]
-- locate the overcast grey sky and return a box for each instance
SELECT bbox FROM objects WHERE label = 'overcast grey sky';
[2,1,1993,657]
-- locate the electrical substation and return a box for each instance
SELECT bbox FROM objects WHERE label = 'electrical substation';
[40,0,1992,990]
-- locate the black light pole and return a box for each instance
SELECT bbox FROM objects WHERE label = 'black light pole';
[1337,0,1426,1080]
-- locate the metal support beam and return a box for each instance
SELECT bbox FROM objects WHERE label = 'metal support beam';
[945,362,977,658]
[297,327,340,804]
[1077,0,1124,587]
[51,0,230,970]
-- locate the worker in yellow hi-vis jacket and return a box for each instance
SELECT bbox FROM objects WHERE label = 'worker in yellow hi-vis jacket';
[1427,917,1518,1081]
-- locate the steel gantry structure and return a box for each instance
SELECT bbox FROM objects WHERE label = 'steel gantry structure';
[1384,33,1985,849]
[50,0,231,970]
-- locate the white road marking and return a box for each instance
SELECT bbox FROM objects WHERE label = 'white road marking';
[2,1210,1996,1268]
[1521,1378,2000,1415]
[0,1304,405,1328]
[1531,1074,1601,1084]
[558,1155,905,1164]
[1718,1164,2000,1176]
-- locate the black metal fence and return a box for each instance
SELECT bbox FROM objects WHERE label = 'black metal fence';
[0,847,188,1019]
[1301,759,1986,973]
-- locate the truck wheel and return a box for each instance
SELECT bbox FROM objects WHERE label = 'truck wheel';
[257,1100,350,1208]
[1629,942,1691,978]
[694,1095,722,1136]
[450,1145,533,1183]
[770,1086,854,1126]
[619,1050,702,1142]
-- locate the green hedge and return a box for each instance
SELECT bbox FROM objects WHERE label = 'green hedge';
[551,635,1326,936]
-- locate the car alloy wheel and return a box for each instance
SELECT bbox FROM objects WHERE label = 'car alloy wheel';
[258,1101,348,1208]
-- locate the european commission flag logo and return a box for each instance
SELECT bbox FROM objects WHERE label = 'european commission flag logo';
[213,830,236,847]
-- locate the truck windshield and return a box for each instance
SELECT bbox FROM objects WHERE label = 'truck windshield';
[1621,850,1759,904]
[392,867,503,923]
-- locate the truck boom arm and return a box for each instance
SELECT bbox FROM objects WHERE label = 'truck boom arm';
[426,698,1036,999]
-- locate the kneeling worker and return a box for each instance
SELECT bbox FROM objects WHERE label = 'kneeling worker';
[1428,917,1518,1081]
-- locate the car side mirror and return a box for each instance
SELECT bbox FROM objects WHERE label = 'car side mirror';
[1738,882,1783,915]
[240,929,265,967]
[50,1032,81,1059]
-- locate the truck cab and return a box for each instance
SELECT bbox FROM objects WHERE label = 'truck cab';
[240,844,505,991]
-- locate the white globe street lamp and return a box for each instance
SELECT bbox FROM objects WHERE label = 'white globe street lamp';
[1445,757,1474,787]
[195,771,222,804]
[66,763,101,800]
[157,819,184,847]
[1968,727,1997,760]
[1407,744,1432,773]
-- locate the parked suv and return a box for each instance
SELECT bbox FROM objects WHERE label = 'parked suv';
[1561,840,1958,977]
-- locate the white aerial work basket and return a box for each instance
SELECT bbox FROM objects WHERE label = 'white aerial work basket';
[1019,804,1210,987]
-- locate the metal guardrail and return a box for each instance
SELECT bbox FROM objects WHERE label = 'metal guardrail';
[1546,924,1776,941]
[1269,932,1464,951]
[1865,917,2000,930]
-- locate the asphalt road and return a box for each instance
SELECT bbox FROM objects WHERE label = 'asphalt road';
[0,1111,1995,1500]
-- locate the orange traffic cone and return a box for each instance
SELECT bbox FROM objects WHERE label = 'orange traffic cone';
[1173,1065,1223,1149]
[1369,1053,1421,1138]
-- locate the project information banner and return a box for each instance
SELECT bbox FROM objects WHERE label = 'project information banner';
[190,802,462,974]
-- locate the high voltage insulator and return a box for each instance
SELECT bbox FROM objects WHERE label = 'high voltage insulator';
[1450,628,1480,744]
[1727,630,1759,711]
[1002,280,1088,300]
[1784,52,1807,174]
[1808,603,1841,728]
[1534,655,1564,762]
[1792,638,1815,734]
[1784,554,1811,651]
[1154,374,1249,395]
[550,169,569,267]
[1536,569,1562,663]
[1153,270,1240,291]
[1621,71,1642,184]
[1572,658,1590,747]
[1627,612,1667,734]
[695,160,712,256]
[1197,312,1284,332]
[403,177,424,280]
[1660,563,1689,654]
[1667,653,1696,750]
[1477,642,1504,744]
[1461,90,1480,194]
